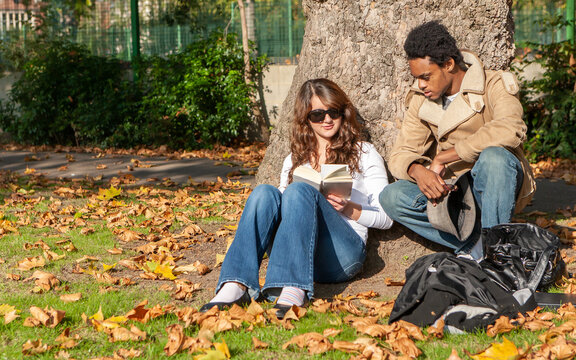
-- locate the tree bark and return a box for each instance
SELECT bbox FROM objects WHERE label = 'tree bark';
[237,0,251,78]
[255,0,515,272]
[238,0,271,142]
[257,0,515,185]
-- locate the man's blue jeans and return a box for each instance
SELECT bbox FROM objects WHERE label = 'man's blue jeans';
[379,147,523,252]
[217,182,366,300]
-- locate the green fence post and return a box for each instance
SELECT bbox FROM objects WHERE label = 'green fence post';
[131,0,141,81]
[287,0,293,58]
[568,0,575,44]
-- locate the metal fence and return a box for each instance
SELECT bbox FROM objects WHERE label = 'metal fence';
[0,1,570,62]
[0,0,305,64]
[513,7,568,45]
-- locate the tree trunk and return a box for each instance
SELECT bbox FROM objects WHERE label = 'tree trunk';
[245,0,256,44]
[257,0,515,185]
[238,0,271,142]
[255,0,515,277]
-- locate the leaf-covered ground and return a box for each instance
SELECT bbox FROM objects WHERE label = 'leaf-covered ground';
[0,146,576,359]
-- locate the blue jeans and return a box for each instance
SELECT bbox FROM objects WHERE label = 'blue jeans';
[216,182,366,300]
[379,147,523,252]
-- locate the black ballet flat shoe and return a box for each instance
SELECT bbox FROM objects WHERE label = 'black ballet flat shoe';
[273,303,293,320]
[199,291,251,312]
[274,299,309,320]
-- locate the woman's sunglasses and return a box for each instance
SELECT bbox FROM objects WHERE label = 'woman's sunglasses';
[307,108,342,123]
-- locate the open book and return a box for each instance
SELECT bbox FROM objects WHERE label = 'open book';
[292,164,353,199]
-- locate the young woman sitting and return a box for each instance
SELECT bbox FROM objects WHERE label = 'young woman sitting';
[199,78,393,319]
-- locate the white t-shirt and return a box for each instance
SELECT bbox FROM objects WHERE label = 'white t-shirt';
[278,142,393,242]
[442,92,459,110]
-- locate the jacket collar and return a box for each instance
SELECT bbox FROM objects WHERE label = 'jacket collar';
[412,51,486,138]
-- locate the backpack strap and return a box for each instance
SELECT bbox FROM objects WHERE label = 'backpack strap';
[527,246,557,291]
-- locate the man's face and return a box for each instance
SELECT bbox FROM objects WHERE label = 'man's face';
[408,57,453,101]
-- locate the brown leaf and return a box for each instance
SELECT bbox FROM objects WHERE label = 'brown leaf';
[109,325,147,342]
[107,247,123,255]
[388,337,422,358]
[22,339,51,355]
[427,318,445,339]
[547,336,576,359]
[332,340,364,353]
[44,249,66,261]
[76,255,100,263]
[384,277,406,286]
[396,320,426,341]
[523,319,554,332]
[114,348,142,359]
[354,290,379,299]
[6,273,21,281]
[323,328,343,338]
[193,260,210,275]
[172,280,201,301]
[486,315,517,337]
[363,299,395,319]
[447,348,462,360]
[5,310,20,324]
[116,229,144,242]
[24,270,60,291]
[55,328,80,349]
[80,227,95,235]
[17,256,46,270]
[164,324,185,356]
[26,306,65,328]
[252,336,269,349]
[282,332,332,354]
[60,293,82,303]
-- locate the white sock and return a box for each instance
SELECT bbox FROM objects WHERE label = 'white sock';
[277,286,306,307]
[210,282,246,303]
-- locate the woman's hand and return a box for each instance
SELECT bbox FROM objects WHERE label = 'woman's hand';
[326,194,362,221]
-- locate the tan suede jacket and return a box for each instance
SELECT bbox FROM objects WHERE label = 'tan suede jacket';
[388,51,536,212]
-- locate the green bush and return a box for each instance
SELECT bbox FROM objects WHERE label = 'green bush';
[515,17,576,160]
[138,31,268,149]
[0,40,141,147]
[0,31,267,149]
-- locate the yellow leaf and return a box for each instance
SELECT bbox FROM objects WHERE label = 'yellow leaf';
[470,337,519,360]
[106,315,129,324]
[102,263,117,272]
[97,186,122,201]
[193,350,227,360]
[214,340,231,358]
[0,304,17,316]
[215,254,225,267]
[90,307,104,322]
[0,219,18,233]
[152,262,176,280]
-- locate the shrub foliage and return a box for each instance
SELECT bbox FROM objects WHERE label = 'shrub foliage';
[515,17,576,160]
[0,31,267,149]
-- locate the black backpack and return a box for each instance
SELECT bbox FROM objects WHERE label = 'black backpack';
[389,253,537,333]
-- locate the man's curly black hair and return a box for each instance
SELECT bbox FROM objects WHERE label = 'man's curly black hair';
[404,21,464,67]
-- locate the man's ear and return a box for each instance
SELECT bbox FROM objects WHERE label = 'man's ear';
[443,58,456,72]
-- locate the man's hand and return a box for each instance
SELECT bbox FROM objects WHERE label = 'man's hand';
[408,148,461,204]
[408,164,449,204]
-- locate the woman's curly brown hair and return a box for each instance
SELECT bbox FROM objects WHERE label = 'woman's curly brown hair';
[288,78,364,183]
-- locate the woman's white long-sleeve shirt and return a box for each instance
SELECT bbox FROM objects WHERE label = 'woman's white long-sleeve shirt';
[278,142,393,242]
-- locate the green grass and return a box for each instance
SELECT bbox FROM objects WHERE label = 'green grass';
[0,173,573,359]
